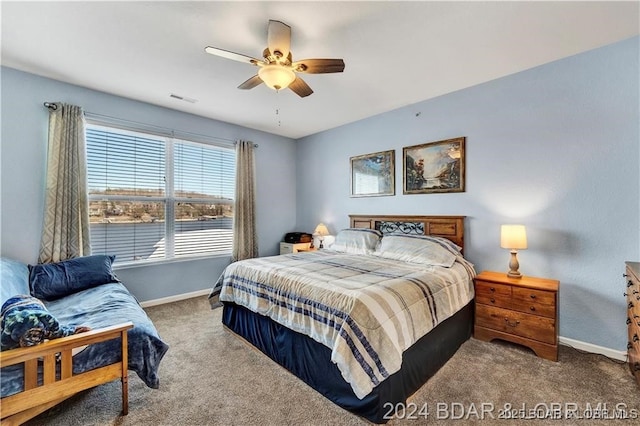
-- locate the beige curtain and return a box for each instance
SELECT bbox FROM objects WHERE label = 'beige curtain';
[38,103,91,263]
[232,140,258,261]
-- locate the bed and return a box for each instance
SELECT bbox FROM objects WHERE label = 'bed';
[210,215,475,423]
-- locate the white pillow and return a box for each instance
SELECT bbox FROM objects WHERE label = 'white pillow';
[330,228,382,255]
[419,235,463,254]
[373,234,457,267]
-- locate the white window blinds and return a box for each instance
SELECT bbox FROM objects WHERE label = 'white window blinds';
[86,124,235,264]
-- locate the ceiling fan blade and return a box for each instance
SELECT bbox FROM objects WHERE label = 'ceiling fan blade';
[267,20,291,59]
[238,75,263,90]
[292,58,345,74]
[288,76,313,98]
[204,46,263,65]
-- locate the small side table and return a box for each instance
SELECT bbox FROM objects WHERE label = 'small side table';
[474,270,559,361]
[279,242,311,254]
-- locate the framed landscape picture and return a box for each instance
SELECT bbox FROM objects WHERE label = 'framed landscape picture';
[350,150,395,197]
[403,137,465,194]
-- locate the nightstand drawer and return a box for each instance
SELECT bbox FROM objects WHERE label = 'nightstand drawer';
[476,304,556,345]
[630,332,640,357]
[475,281,511,308]
[511,287,556,318]
[280,242,311,254]
[629,348,640,382]
[629,325,640,349]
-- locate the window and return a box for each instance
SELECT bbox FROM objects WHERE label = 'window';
[86,123,235,264]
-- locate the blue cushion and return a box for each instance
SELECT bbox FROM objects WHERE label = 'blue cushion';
[29,255,119,300]
[0,258,30,307]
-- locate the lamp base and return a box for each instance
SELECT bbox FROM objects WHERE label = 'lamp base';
[507,250,522,279]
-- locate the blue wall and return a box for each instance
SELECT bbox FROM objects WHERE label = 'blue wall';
[2,37,638,352]
[295,37,640,351]
[0,67,297,302]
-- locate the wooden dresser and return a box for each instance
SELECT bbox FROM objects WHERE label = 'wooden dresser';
[474,270,559,361]
[625,262,640,387]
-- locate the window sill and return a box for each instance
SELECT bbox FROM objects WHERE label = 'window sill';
[112,253,232,270]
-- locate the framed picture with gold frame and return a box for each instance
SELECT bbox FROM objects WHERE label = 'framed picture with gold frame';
[403,137,465,194]
[350,150,395,197]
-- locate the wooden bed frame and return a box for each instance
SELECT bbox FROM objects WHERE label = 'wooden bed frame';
[350,214,465,252]
[0,322,133,426]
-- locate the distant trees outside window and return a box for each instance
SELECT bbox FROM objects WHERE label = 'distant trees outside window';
[86,123,235,264]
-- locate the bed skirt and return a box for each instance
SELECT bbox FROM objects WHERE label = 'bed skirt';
[221,300,473,424]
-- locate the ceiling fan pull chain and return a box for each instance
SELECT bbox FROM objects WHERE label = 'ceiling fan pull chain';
[276,91,282,127]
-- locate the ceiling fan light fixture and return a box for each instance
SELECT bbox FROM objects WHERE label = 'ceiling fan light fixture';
[258,65,295,91]
[205,20,344,97]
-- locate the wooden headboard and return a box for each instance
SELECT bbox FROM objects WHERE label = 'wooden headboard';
[349,214,466,253]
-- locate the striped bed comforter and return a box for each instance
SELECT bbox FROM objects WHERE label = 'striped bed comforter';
[210,250,475,399]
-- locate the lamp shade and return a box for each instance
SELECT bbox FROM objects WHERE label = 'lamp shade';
[500,225,527,250]
[313,223,330,237]
[258,65,296,90]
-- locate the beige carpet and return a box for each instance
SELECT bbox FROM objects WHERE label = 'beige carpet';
[25,296,639,425]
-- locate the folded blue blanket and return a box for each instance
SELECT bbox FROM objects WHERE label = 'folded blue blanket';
[1,295,87,350]
[1,284,169,398]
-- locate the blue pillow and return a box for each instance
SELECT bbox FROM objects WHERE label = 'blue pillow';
[28,255,118,300]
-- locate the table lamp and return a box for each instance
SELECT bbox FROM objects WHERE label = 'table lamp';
[500,224,527,278]
[313,223,330,249]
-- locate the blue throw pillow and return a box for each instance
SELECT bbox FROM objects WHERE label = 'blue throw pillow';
[28,255,119,300]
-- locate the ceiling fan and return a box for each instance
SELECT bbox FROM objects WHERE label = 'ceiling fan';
[205,20,345,98]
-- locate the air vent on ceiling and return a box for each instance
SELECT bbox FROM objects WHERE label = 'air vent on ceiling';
[169,93,198,103]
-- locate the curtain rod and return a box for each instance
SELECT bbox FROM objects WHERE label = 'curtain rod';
[42,102,258,148]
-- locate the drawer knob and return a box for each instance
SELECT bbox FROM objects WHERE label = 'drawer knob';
[504,318,520,327]
[630,302,635,309]
[628,317,632,325]
[629,342,633,350]
[530,294,536,299]
[490,298,495,303]
[628,280,634,288]
[634,334,639,343]
[490,287,495,292]
[530,306,536,311]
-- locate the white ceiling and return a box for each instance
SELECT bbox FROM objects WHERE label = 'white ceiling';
[2,1,638,139]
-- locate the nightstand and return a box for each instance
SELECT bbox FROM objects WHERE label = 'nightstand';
[474,270,559,361]
[297,247,317,252]
[279,242,311,254]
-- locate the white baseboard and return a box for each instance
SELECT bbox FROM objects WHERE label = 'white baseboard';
[559,336,627,361]
[139,289,210,308]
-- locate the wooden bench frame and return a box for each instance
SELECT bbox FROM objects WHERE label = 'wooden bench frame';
[0,322,133,425]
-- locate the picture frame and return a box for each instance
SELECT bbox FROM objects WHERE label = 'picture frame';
[403,137,465,194]
[350,150,395,197]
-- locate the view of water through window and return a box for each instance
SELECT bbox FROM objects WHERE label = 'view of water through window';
[86,124,235,263]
